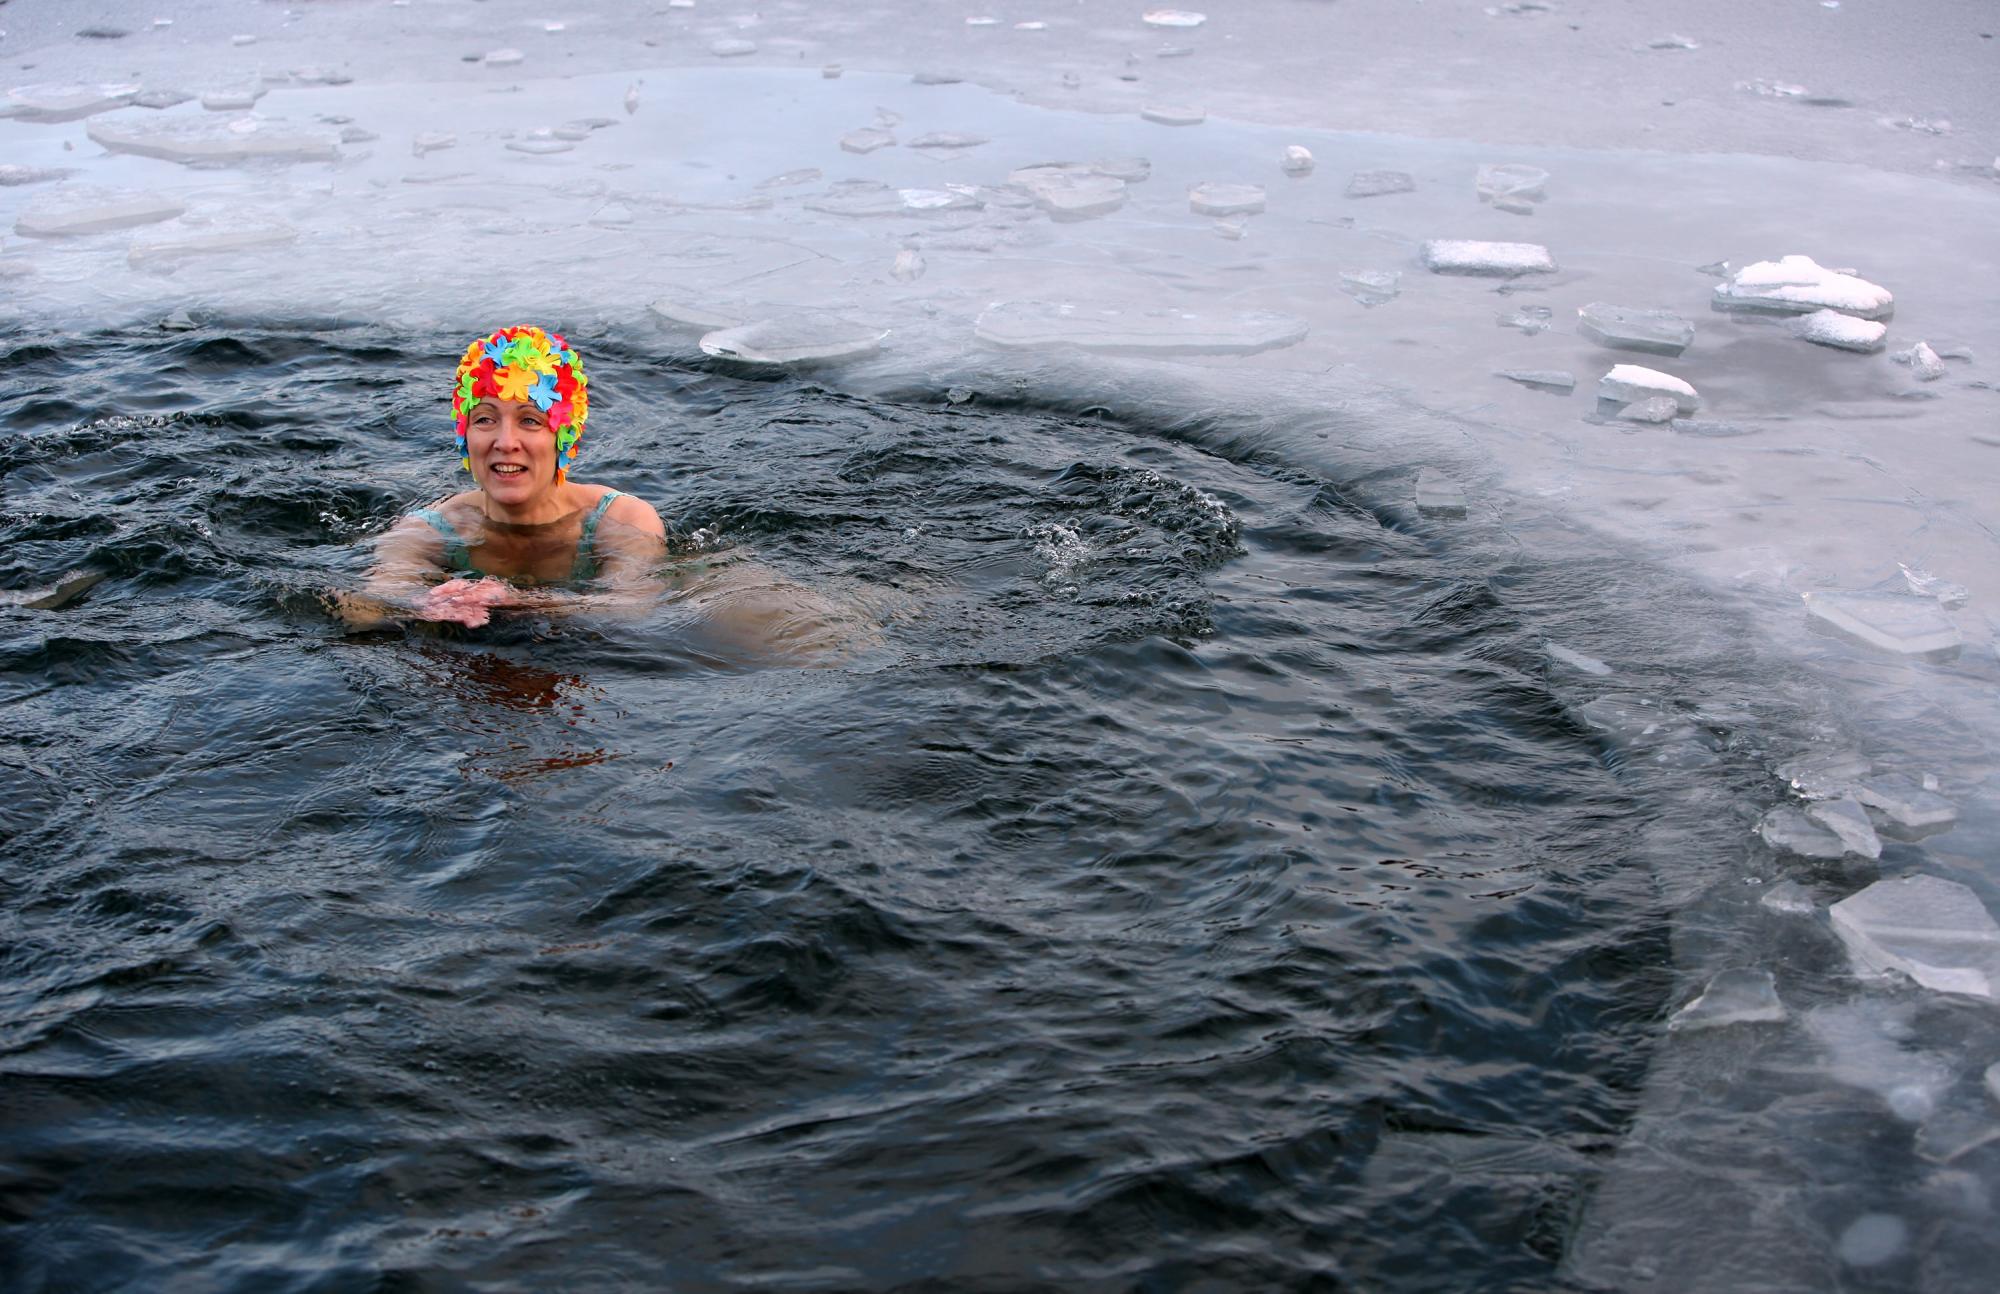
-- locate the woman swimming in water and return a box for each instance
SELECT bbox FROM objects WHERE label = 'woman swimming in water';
[336,325,664,628]
[336,326,882,658]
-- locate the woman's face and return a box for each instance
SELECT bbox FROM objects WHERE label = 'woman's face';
[465,399,560,505]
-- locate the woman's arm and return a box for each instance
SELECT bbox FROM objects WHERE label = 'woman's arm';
[329,516,453,629]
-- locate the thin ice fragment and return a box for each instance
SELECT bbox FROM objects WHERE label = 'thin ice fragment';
[1802,591,1962,659]
[1498,369,1574,392]
[1807,796,1883,859]
[1414,468,1466,518]
[1617,396,1681,423]
[1759,880,1816,915]
[1281,146,1314,175]
[1853,774,1957,832]
[1345,170,1414,198]
[1598,364,1699,413]
[1546,643,1611,674]
[1476,163,1548,212]
[1757,806,1848,859]
[15,186,186,236]
[1187,182,1264,216]
[1830,875,2000,999]
[1577,302,1694,356]
[1421,240,1556,276]
[1140,105,1206,126]
[1339,270,1400,307]
[840,127,896,154]
[1669,969,1785,1031]
[1796,309,1887,353]
[700,315,888,365]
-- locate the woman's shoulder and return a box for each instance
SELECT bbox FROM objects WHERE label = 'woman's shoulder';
[579,483,666,539]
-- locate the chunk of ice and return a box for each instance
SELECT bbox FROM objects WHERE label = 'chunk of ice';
[1142,9,1207,27]
[1496,305,1552,334]
[1796,308,1887,353]
[805,183,979,217]
[1757,806,1849,859]
[1802,591,1962,659]
[200,86,267,111]
[1837,1215,1908,1268]
[1497,369,1575,392]
[15,186,186,237]
[1830,874,2000,999]
[0,165,77,186]
[1714,254,1894,320]
[132,88,195,110]
[1339,270,1400,307]
[1475,163,1548,212]
[908,132,988,151]
[974,301,1307,356]
[912,71,966,85]
[1807,796,1883,859]
[127,223,298,270]
[699,315,888,365]
[757,167,822,189]
[1414,468,1466,518]
[1280,145,1313,175]
[1776,749,1871,798]
[1671,418,1753,437]
[505,136,573,155]
[1091,157,1152,182]
[1617,396,1681,423]
[1140,105,1206,126]
[1806,1002,1952,1120]
[1577,302,1694,356]
[1759,880,1817,915]
[1187,182,1264,216]
[0,569,104,611]
[483,48,525,66]
[87,116,340,165]
[839,127,896,154]
[891,249,925,282]
[1854,774,1957,832]
[1345,170,1414,198]
[710,38,757,57]
[624,83,641,113]
[1669,969,1786,1031]
[1897,562,1968,609]
[1645,34,1700,50]
[1598,364,1699,413]
[1546,642,1612,674]
[412,132,457,157]
[1010,165,1127,218]
[1893,341,1947,381]
[1421,240,1556,276]
[4,82,139,122]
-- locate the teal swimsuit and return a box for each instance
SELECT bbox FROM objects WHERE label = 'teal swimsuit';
[411,490,624,583]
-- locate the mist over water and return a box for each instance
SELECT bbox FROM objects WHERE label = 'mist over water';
[4,3,2000,1290]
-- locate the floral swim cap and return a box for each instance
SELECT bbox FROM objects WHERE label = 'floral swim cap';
[452,325,590,483]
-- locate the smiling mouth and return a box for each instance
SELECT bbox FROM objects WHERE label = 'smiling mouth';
[490,464,529,477]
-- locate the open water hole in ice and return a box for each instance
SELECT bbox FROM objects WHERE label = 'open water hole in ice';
[0,324,1903,1289]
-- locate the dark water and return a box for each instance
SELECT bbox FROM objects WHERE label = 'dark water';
[1,325,1805,1291]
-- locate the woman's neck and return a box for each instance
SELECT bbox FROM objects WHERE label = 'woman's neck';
[480,484,577,528]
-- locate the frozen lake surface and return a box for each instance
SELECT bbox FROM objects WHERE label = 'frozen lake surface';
[3,2,1999,1289]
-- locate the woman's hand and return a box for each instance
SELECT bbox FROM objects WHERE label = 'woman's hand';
[415,576,518,627]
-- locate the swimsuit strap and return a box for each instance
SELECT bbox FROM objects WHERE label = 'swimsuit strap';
[411,506,474,572]
[571,490,624,582]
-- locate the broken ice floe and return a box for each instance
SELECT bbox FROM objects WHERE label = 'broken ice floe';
[1339,270,1400,307]
[1421,240,1556,276]
[1854,773,1957,836]
[1802,591,1962,660]
[1598,364,1699,414]
[806,182,981,217]
[1141,9,1207,27]
[412,132,457,157]
[1475,163,1548,214]
[0,570,104,611]
[974,302,1307,356]
[1617,396,1681,424]
[908,132,988,151]
[1807,796,1883,860]
[699,315,888,365]
[14,187,186,237]
[1894,341,1947,381]
[1345,170,1414,198]
[1643,34,1700,51]
[1187,182,1264,216]
[0,165,78,187]
[1280,146,1313,176]
[1669,969,1785,1031]
[1777,749,1873,799]
[1757,806,1851,859]
[3,82,138,122]
[87,116,340,165]
[1140,105,1206,126]
[1806,1001,1953,1122]
[1759,880,1816,916]
[892,249,925,282]
[1897,562,1968,610]
[757,168,822,189]
[1830,874,2000,999]
[839,127,895,154]
[505,133,574,155]
[483,48,525,67]
[128,224,299,271]
[1795,308,1887,353]
[1498,369,1575,392]
[1545,643,1612,675]
[1577,302,1694,356]
[1414,468,1467,518]
[1496,305,1552,334]
[1712,254,1894,320]
[710,38,757,57]
[1010,164,1128,219]
[200,85,267,112]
